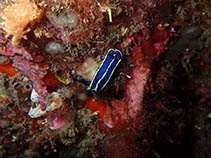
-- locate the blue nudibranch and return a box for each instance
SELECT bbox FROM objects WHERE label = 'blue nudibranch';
[88,48,122,92]
[78,49,122,93]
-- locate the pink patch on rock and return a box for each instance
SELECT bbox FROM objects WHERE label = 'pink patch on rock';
[102,106,114,129]
[0,42,33,60]
[11,56,49,97]
[50,117,65,130]
[103,100,128,129]
[125,66,150,118]
[33,80,48,97]
[142,24,171,58]
[126,37,134,44]
[131,45,144,65]
[110,100,128,121]
[11,56,48,80]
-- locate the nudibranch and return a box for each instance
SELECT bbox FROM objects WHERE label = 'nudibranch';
[78,49,122,93]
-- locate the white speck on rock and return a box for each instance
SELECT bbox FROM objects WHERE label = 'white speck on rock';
[28,104,46,118]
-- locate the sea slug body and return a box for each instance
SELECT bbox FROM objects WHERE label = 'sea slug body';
[87,49,122,93]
